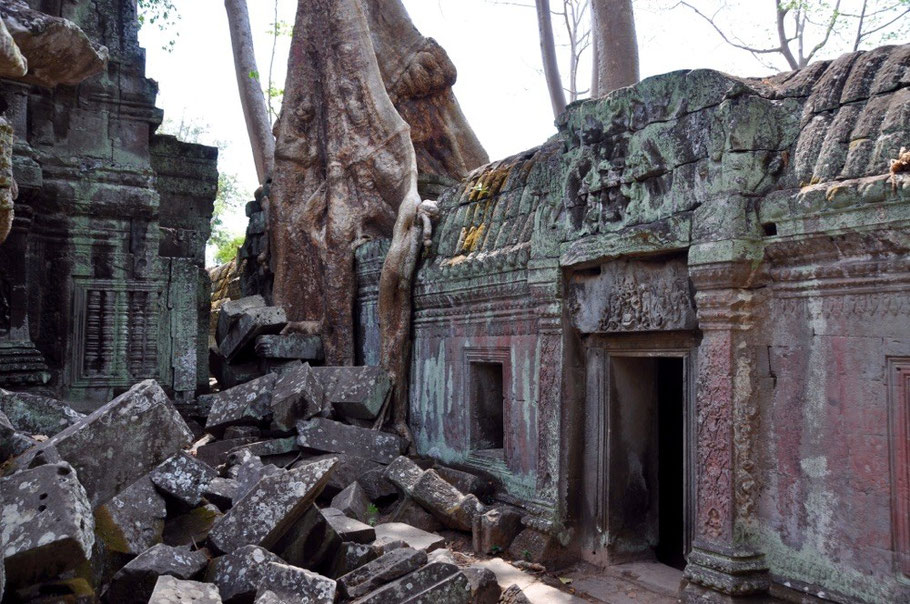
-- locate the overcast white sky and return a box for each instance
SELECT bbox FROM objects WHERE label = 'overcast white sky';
[136,0,896,245]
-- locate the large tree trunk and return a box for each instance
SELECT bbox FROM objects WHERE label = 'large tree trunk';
[536,0,567,118]
[225,0,275,184]
[591,0,639,97]
[270,0,414,366]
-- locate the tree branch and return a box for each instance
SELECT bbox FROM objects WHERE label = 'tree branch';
[678,1,785,56]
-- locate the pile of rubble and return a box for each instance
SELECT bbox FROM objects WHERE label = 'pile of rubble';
[0,352,565,602]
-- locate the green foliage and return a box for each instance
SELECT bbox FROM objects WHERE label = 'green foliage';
[137,0,179,52]
[213,233,246,265]
[366,503,380,527]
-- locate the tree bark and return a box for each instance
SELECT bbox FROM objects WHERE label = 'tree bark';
[590,0,639,97]
[225,0,275,185]
[536,0,567,118]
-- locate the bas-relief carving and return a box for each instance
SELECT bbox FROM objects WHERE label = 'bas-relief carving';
[568,258,696,334]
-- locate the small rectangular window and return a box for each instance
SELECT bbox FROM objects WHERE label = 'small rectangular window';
[470,361,504,451]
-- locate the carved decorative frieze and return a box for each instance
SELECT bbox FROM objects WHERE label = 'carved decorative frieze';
[567,257,696,334]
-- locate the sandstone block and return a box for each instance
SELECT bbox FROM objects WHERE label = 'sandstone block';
[0,410,36,461]
[202,477,239,511]
[462,566,501,604]
[195,437,259,467]
[412,469,483,531]
[373,522,445,553]
[500,584,532,604]
[331,481,371,523]
[0,388,83,436]
[270,362,324,431]
[94,474,166,555]
[354,561,471,603]
[296,418,404,464]
[255,333,324,361]
[220,305,287,361]
[208,458,337,554]
[149,575,223,603]
[203,373,278,433]
[507,527,568,566]
[106,543,208,604]
[273,504,342,572]
[390,497,443,532]
[216,295,266,345]
[0,462,94,588]
[472,506,523,554]
[163,503,221,547]
[150,452,217,507]
[358,465,397,500]
[208,545,336,603]
[384,455,424,494]
[10,380,193,508]
[337,546,427,599]
[435,465,494,498]
[315,366,390,420]
[321,507,376,543]
[330,542,380,578]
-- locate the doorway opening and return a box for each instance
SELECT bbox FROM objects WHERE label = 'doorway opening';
[469,361,505,452]
[606,354,687,569]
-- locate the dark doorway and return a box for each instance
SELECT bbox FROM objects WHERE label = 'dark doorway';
[656,357,685,569]
[469,361,504,451]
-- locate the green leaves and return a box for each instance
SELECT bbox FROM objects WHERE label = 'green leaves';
[137,0,180,52]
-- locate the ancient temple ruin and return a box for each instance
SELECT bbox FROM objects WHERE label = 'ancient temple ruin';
[0,0,908,603]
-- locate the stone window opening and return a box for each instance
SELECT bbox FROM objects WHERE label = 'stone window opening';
[469,360,505,453]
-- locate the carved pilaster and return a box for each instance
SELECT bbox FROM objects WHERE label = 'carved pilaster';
[684,245,769,597]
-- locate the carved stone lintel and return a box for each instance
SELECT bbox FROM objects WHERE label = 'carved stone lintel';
[683,545,770,597]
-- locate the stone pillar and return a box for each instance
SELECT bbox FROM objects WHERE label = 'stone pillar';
[683,241,769,599]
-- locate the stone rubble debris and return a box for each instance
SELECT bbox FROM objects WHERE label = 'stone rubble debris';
[0,361,563,603]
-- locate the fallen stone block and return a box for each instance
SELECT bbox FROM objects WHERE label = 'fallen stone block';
[331,481,371,523]
[508,527,569,567]
[106,543,208,604]
[500,583,532,604]
[273,504,342,573]
[0,410,36,461]
[354,561,471,603]
[412,469,484,531]
[294,453,382,498]
[163,503,221,546]
[472,506,523,555]
[149,575,223,603]
[150,452,218,507]
[216,294,266,345]
[390,497,443,532]
[203,372,278,433]
[227,436,298,459]
[435,465,495,498]
[270,362,324,431]
[9,380,193,508]
[358,465,397,500]
[336,546,427,599]
[330,542,380,579]
[373,522,445,553]
[322,507,376,544]
[0,462,94,588]
[202,477,240,511]
[227,450,283,501]
[208,545,336,603]
[94,474,166,555]
[195,437,260,467]
[314,366,390,421]
[0,388,83,436]
[296,418,404,465]
[223,425,262,439]
[462,566,501,604]
[256,333,324,362]
[255,590,289,604]
[208,458,337,554]
[384,455,424,494]
[220,305,287,361]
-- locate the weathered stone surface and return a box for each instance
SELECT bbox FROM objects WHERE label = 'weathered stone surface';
[0,388,83,436]
[223,425,262,439]
[411,469,483,531]
[106,544,208,604]
[0,18,26,80]
[297,418,404,464]
[9,380,193,508]
[337,546,427,599]
[228,436,298,459]
[462,566,500,604]
[354,561,471,603]
[255,591,288,604]
[202,477,240,511]
[256,333,324,361]
[203,373,278,433]
[331,481,371,523]
[227,451,283,500]
[330,542,380,578]
[0,462,94,587]
[384,455,424,493]
[149,575,223,604]
[163,503,221,547]
[195,437,260,467]
[270,362,324,431]
[273,504,342,572]
[219,305,287,361]
[313,366,390,420]
[373,522,445,552]
[0,0,108,87]
[500,584,532,604]
[390,497,443,532]
[0,410,36,461]
[150,452,218,507]
[435,465,494,498]
[208,458,337,553]
[94,474,166,555]
[216,295,266,346]
[507,528,567,566]
[208,545,336,603]
[322,507,376,544]
[358,465,397,500]
[472,507,523,555]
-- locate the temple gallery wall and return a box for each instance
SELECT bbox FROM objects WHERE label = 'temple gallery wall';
[0,1,909,603]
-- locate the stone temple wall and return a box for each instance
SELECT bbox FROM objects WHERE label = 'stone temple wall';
[0,0,217,409]
[405,43,910,602]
